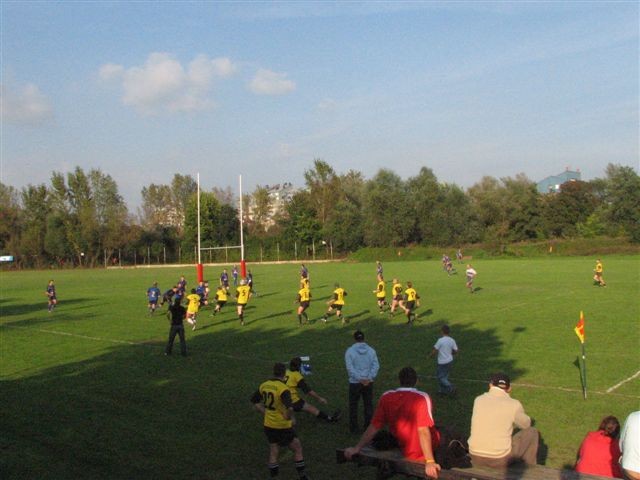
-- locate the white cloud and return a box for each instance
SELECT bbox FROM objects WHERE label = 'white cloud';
[0,82,53,125]
[99,53,238,114]
[249,69,296,96]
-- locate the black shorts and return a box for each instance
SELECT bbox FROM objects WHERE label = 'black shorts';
[264,426,297,446]
[405,301,416,311]
[393,295,403,301]
[291,399,306,412]
[299,301,310,309]
[330,304,343,311]
[216,301,227,308]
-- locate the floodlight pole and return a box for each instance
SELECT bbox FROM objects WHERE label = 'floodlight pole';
[239,175,247,278]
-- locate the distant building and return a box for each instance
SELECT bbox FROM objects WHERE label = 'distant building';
[247,182,299,227]
[536,168,581,193]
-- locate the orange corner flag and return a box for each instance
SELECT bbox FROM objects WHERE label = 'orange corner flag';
[574,311,585,344]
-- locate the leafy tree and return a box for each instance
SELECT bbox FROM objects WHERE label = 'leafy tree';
[249,186,272,236]
[0,183,22,257]
[406,167,441,243]
[541,180,596,238]
[602,164,640,242]
[362,169,411,247]
[304,159,340,228]
[20,184,49,267]
[278,190,321,246]
[140,184,173,228]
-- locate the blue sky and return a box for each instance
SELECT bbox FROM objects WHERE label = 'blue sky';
[1,1,638,208]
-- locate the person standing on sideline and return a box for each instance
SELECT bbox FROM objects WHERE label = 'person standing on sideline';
[165,298,187,356]
[344,367,441,479]
[235,278,251,326]
[593,259,607,287]
[250,362,310,480]
[430,324,458,395]
[465,264,477,293]
[345,330,379,434]
[468,373,539,467]
[620,411,640,480]
[45,279,57,312]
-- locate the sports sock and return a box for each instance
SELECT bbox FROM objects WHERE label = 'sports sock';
[268,462,279,477]
[295,460,306,476]
[317,411,329,420]
[298,314,302,324]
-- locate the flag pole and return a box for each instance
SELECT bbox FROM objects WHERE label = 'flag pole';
[581,342,587,400]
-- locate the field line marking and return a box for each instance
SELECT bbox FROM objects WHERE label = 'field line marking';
[606,370,640,393]
[3,324,143,346]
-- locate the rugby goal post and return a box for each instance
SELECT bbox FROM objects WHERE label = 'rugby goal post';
[195,174,247,282]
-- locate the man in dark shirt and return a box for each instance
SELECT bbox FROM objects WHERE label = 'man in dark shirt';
[165,298,187,356]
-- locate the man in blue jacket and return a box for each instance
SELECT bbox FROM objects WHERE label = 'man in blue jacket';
[345,330,380,434]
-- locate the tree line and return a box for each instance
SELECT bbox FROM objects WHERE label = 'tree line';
[1,161,638,268]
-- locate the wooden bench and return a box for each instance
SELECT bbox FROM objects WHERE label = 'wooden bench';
[336,447,612,480]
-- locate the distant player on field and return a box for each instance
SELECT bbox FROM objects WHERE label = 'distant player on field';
[185,288,201,330]
[390,279,404,316]
[593,259,606,287]
[236,279,252,326]
[211,285,228,316]
[161,285,178,308]
[296,282,311,326]
[466,264,477,294]
[322,283,347,325]
[376,260,383,277]
[373,274,386,313]
[286,357,340,423]
[232,265,239,287]
[147,282,161,314]
[220,269,230,293]
[45,279,57,312]
[402,281,420,324]
[177,275,187,297]
[300,264,309,284]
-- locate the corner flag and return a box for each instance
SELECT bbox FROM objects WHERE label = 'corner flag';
[574,311,585,344]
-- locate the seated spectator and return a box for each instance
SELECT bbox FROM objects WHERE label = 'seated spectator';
[620,411,640,480]
[575,416,623,478]
[344,366,441,479]
[468,373,539,468]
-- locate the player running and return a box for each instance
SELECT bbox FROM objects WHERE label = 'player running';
[235,279,252,326]
[593,259,606,287]
[195,281,208,307]
[185,288,201,330]
[321,283,347,325]
[285,357,340,423]
[161,286,178,308]
[402,281,420,324]
[296,282,311,326]
[211,285,228,316]
[373,274,386,313]
[220,269,230,293]
[465,264,477,293]
[146,282,161,314]
[389,278,404,316]
[45,279,57,312]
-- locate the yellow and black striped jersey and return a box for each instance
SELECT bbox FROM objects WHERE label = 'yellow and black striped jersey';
[297,287,311,303]
[333,287,346,305]
[375,280,386,298]
[236,285,251,304]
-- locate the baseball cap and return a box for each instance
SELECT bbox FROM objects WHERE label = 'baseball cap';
[490,373,511,390]
[354,330,365,341]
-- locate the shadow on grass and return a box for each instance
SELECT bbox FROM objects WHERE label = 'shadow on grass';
[0,298,96,322]
[0,316,525,480]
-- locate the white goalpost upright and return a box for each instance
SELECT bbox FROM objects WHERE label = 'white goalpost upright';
[195,174,246,280]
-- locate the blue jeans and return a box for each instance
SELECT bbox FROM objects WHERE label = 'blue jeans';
[437,361,454,393]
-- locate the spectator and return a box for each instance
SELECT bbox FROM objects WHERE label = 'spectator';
[165,298,187,356]
[344,367,441,479]
[429,324,458,396]
[468,373,539,468]
[575,416,623,478]
[620,411,640,480]
[345,330,379,434]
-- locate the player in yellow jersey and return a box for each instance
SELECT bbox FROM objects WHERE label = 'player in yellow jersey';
[296,284,311,326]
[402,281,420,324]
[593,259,606,287]
[389,278,405,316]
[372,274,386,313]
[235,279,252,326]
[211,285,228,316]
[285,357,340,423]
[251,362,310,480]
[185,288,201,331]
[322,283,348,325]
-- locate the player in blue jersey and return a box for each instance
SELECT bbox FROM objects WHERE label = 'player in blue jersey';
[176,275,187,297]
[161,286,179,308]
[147,282,161,314]
[220,269,230,293]
[45,279,57,312]
[232,265,239,287]
[195,280,208,307]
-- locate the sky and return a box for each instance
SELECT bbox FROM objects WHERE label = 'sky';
[1,1,638,209]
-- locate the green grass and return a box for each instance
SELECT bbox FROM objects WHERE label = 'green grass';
[1,257,639,479]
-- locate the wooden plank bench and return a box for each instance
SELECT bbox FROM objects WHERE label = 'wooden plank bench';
[336,447,612,480]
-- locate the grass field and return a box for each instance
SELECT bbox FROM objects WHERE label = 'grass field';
[1,257,639,479]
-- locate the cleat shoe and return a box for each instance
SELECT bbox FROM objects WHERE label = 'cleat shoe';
[330,409,341,422]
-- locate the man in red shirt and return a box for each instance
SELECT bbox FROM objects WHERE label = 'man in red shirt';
[344,367,441,479]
